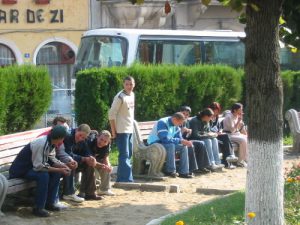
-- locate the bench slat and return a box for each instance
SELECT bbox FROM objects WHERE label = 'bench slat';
[0,155,18,164]
[0,141,31,152]
[0,147,24,159]
[0,164,11,173]
[7,181,36,194]
[0,128,50,145]
[0,127,50,141]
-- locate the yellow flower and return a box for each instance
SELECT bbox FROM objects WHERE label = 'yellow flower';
[287,177,295,183]
[247,212,256,219]
[291,48,298,53]
[176,221,184,225]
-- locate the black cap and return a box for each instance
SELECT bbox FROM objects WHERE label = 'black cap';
[50,125,67,140]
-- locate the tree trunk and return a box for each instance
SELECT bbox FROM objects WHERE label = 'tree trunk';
[245,0,284,225]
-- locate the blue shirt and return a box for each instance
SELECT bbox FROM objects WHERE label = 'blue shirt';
[147,117,182,145]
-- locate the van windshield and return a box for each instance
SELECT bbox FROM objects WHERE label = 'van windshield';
[75,36,127,72]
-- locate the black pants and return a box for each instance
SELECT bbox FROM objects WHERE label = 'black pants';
[190,140,210,170]
[217,134,233,166]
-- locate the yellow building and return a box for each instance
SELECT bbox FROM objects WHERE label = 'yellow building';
[0,0,90,126]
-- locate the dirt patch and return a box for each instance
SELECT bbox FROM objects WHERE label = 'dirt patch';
[0,150,299,225]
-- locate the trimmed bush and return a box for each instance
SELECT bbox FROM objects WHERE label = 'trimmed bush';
[0,65,52,133]
[75,64,243,130]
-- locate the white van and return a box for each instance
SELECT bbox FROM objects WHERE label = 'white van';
[74,28,299,72]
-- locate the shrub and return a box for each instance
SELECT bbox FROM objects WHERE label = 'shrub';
[75,64,243,130]
[0,65,52,133]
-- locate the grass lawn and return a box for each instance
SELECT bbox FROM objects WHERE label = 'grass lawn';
[161,192,245,225]
[161,163,300,225]
[109,142,119,166]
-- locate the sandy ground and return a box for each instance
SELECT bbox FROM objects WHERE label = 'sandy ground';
[0,150,299,225]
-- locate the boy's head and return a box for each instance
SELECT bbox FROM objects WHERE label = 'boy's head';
[171,112,185,126]
[123,76,135,94]
[96,130,112,148]
[180,106,191,119]
[75,124,91,143]
[50,125,67,146]
[52,116,70,130]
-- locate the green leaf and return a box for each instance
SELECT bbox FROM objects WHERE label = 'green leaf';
[250,3,260,11]
[279,16,286,25]
[238,12,246,24]
[201,0,211,7]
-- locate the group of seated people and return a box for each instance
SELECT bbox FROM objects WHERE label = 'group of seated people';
[8,102,248,217]
[9,117,114,217]
[147,102,248,178]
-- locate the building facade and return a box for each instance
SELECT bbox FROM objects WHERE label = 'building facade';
[0,0,244,127]
[0,0,90,126]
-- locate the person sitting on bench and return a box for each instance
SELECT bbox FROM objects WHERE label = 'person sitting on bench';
[9,126,70,217]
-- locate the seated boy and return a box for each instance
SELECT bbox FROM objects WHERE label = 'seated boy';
[79,130,115,197]
[9,126,70,217]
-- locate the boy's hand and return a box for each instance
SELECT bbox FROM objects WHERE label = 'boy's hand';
[67,160,78,170]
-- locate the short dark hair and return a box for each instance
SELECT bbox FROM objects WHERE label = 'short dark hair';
[123,76,135,83]
[231,103,243,113]
[52,116,67,126]
[50,125,67,140]
[197,108,214,119]
[180,106,191,114]
[172,112,185,121]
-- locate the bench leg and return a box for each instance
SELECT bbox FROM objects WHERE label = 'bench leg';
[148,145,166,177]
[0,173,8,216]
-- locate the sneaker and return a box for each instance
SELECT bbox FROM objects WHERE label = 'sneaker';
[45,204,62,212]
[226,155,238,163]
[178,173,193,179]
[208,164,223,172]
[194,168,210,174]
[236,160,247,168]
[216,164,225,168]
[225,164,236,169]
[85,194,104,201]
[53,202,68,210]
[164,172,179,178]
[32,208,50,217]
[62,194,84,203]
[98,190,115,196]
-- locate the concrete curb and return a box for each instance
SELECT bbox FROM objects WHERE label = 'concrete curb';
[145,192,239,225]
[113,182,180,193]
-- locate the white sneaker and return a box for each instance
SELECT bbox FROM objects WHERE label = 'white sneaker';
[236,160,247,168]
[226,155,238,163]
[216,163,225,168]
[98,190,115,196]
[54,201,68,209]
[62,194,84,203]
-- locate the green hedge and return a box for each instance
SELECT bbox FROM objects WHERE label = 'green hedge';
[0,65,52,134]
[75,64,243,130]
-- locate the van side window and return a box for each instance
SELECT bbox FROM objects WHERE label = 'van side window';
[203,41,245,67]
[137,40,202,65]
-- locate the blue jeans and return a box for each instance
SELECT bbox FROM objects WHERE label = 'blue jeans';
[25,169,61,209]
[203,138,221,165]
[162,143,189,175]
[116,133,133,182]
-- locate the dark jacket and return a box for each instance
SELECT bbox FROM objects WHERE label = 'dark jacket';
[64,129,92,163]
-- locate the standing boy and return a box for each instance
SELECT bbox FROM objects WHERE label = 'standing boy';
[109,76,135,182]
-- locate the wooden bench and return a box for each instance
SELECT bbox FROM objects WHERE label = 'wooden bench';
[285,109,300,152]
[132,118,241,178]
[0,127,51,216]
